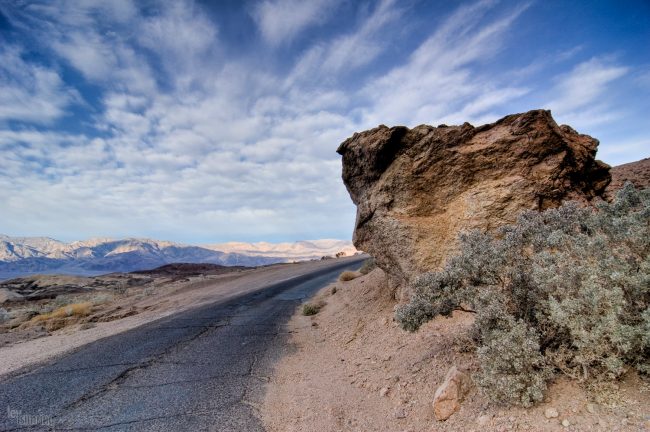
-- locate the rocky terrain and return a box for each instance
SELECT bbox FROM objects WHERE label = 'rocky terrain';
[263,267,650,431]
[0,236,356,280]
[0,263,248,347]
[605,157,650,199]
[337,110,610,298]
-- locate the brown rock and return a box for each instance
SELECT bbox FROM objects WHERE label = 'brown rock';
[432,366,471,421]
[604,157,650,199]
[337,110,610,298]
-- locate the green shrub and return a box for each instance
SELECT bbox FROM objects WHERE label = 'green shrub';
[359,257,377,275]
[396,183,650,406]
[302,303,322,316]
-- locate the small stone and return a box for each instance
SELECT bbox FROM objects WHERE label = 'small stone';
[561,419,570,427]
[598,419,607,428]
[395,408,406,419]
[476,414,491,426]
[432,366,472,421]
[586,403,595,414]
[379,387,389,397]
[544,408,559,419]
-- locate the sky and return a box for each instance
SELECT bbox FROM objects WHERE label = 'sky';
[0,0,649,244]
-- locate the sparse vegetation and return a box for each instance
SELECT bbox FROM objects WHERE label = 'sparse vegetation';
[396,183,650,407]
[339,271,360,282]
[30,302,93,323]
[331,286,337,295]
[0,308,9,323]
[359,257,377,275]
[302,302,322,316]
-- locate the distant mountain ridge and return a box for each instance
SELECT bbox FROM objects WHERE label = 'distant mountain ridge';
[0,235,357,280]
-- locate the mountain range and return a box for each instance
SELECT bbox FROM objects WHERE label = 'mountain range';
[0,235,357,280]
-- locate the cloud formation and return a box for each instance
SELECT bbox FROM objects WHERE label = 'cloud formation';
[0,0,648,243]
[252,0,336,46]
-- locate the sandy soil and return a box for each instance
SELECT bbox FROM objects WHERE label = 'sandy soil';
[262,269,650,432]
[0,258,358,378]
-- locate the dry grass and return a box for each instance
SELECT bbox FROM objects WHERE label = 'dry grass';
[339,271,361,282]
[30,302,93,323]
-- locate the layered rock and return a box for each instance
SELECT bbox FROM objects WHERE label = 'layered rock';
[337,110,611,298]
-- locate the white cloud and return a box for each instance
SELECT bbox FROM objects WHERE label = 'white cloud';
[0,46,76,123]
[359,0,531,127]
[287,0,402,85]
[252,0,336,46]
[545,58,628,114]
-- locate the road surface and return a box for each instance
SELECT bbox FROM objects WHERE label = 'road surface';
[0,258,364,431]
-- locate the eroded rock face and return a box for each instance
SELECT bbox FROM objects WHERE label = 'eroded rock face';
[337,110,610,298]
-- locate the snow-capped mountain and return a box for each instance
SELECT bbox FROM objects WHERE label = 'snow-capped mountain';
[0,235,357,280]
[205,239,357,260]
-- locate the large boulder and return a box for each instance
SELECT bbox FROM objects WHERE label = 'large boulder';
[337,110,610,298]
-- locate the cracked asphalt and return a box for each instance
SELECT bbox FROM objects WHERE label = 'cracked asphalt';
[0,258,364,431]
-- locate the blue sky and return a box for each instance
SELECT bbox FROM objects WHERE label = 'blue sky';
[0,0,648,244]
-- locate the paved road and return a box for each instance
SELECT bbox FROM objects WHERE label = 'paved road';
[0,258,364,431]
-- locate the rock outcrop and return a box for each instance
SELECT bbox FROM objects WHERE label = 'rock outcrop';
[604,157,650,199]
[337,110,610,298]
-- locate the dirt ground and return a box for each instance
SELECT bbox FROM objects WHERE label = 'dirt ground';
[0,258,358,377]
[262,268,650,432]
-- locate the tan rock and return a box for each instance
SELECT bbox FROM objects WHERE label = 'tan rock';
[432,366,471,421]
[544,408,559,419]
[337,110,610,299]
[476,414,492,426]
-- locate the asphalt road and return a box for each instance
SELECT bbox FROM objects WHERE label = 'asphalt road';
[0,258,364,431]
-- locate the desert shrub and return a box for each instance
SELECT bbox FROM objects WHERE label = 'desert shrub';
[302,302,322,316]
[31,302,93,323]
[359,257,377,275]
[331,286,337,295]
[396,183,650,406]
[339,271,360,282]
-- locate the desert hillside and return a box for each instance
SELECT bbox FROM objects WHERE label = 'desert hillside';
[263,111,650,431]
[263,268,650,431]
